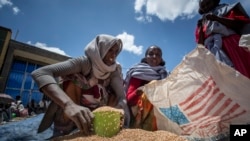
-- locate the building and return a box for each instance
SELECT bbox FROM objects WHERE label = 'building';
[0,26,70,106]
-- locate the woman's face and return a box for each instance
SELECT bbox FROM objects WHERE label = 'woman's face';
[199,0,215,13]
[103,43,120,66]
[145,46,162,67]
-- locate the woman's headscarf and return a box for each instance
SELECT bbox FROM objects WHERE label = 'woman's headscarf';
[84,34,122,80]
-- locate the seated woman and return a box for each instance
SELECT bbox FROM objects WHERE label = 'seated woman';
[124,45,168,131]
[31,34,130,138]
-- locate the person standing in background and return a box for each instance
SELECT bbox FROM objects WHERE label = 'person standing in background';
[38,96,47,113]
[195,0,250,78]
[27,99,37,116]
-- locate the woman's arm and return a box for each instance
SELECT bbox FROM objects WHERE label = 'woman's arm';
[126,77,145,106]
[109,64,126,102]
[31,56,94,134]
[31,57,87,107]
[31,56,90,88]
[109,64,130,127]
[195,19,206,45]
[205,13,248,34]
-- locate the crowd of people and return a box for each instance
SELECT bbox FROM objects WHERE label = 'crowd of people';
[26,96,50,116]
[0,95,50,124]
[0,95,29,123]
[1,0,249,139]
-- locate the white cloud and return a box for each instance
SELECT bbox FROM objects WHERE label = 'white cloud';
[13,6,20,15]
[0,0,20,14]
[0,0,12,7]
[116,32,143,55]
[135,14,152,23]
[135,0,146,13]
[27,41,69,56]
[134,0,199,22]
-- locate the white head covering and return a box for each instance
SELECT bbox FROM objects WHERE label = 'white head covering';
[84,34,122,80]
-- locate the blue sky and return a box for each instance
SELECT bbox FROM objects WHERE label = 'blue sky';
[1,0,250,76]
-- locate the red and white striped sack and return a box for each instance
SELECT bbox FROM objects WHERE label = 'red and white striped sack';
[140,45,250,141]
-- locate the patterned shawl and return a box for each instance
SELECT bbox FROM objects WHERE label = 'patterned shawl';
[124,62,168,93]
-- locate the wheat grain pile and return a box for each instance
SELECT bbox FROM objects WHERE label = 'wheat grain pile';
[52,129,188,141]
[52,106,188,141]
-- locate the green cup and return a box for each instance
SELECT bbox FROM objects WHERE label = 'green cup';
[93,106,124,137]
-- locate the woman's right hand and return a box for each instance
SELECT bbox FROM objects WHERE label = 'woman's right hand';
[63,101,94,135]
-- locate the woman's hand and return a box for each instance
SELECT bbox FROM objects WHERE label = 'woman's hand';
[63,101,94,135]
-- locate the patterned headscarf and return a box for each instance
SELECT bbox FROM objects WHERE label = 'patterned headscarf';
[85,34,122,80]
[124,62,168,93]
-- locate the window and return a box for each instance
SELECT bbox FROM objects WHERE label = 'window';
[4,60,43,106]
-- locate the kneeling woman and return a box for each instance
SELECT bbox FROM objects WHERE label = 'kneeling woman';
[31,34,130,137]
